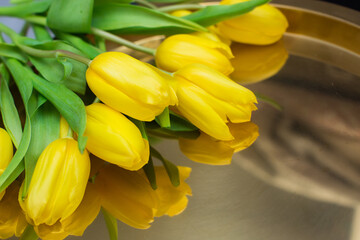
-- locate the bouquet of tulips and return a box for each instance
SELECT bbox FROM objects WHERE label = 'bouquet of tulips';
[0,0,288,239]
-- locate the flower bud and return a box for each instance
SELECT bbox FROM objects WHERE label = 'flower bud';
[170,10,192,17]
[179,122,259,165]
[155,34,234,75]
[86,52,177,121]
[34,183,101,240]
[84,103,150,171]
[20,138,90,226]
[0,128,13,200]
[0,182,27,239]
[152,166,192,217]
[230,40,288,84]
[218,0,288,45]
[95,164,158,229]
[173,63,257,141]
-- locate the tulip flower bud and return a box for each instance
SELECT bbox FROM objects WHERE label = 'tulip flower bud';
[218,0,288,45]
[152,166,192,217]
[34,183,101,240]
[170,10,192,17]
[95,164,158,229]
[230,40,288,84]
[86,52,177,121]
[0,182,27,239]
[173,63,257,141]
[20,138,90,226]
[84,103,150,171]
[179,122,259,165]
[0,128,13,200]
[155,34,234,75]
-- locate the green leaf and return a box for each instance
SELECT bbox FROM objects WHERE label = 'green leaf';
[32,24,52,42]
[148,0,190,3]
[129,118,148,141]
[54,31,103,59]
[0,0,52,17]
[183,0,269,27]
[92,4,207,34]
[155,107,170,128]
[11,0,34,3]
[0,43,28,63]
[22,101,60,198]
[0,65,22,148]
[94,0,132,4]
[168,111,198,131]
[27,41,87,94]
[255,92,283,111]
[102,208,118,240]
[150,147,180,187]
[20,225,39,240]
[47,0,94,33]
[57,57,73,81]
[142,157,157,190]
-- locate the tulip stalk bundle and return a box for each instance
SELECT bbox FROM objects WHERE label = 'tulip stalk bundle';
[0,0,288,239]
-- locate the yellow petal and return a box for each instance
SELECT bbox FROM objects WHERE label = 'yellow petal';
[0,128,13,175]
[225,122,259,152]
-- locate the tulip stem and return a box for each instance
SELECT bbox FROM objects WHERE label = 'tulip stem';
[90,27,156,56]
[134,0,157,9]
[157,4,205,12]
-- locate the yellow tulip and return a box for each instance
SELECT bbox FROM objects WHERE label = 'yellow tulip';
[230,40,288,84]
[152,166,192,217]
[20,138,90,226]
[170,10,192,17]
[173,63,257,141]
[95,164,158,229]
[34,183,101,240]
[0,128,13,200]
[86,52,177,121]
[179,122,259,165]
[217,0,288,45]
[0,182,27,239]
[84,103,150,171]
[155,34,234,75]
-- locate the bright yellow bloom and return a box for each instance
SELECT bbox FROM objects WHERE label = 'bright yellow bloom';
[230,40,288,84]
[152,166,192,217]
[86,52,177,121]
[173,63,257,141]
[20,138,90,226]
[84,103,150,171]
[0,128,13,200]
[34,183,101,240]
[95,164,158,229]
[170,10,192,17]
[59,117,70,138]
[218,0,288,45]
[155,34,234,75]
[0,182,27,239]
[179,122,259,165]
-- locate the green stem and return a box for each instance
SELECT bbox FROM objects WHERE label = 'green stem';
[255,92,283,111]
[0,22,19,40]
[90,27,156,56]
[22,15,47,26]
[134,0,157,9]
[158,3,205,12]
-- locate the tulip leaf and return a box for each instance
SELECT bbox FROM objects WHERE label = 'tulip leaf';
[255,92,283,111]
[32,24,53,42]
[102,208,118,240]
[155,107,171,128]
[129,118,149,141]
[22,101,60,198]
[54,31,103,59]
[27,41,87,95]
[169,111,198,131]
[47,0,94,33]
[183,0,270,27]
[0,64,22,148]
[94,0,132,4]
[142,157,157,190]
[150,147,180,187]
[148,0,189,3]
[0,0,52,17]
[92,4,207,34]
[10,0,33,4]
[0,43,28,63]
[19,225,39,240]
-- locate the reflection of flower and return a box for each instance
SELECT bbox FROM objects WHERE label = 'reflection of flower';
[174,63,257,141]
[86,52,177,121]
[34,183,101,240]
[152,166,192,217]
[218,0,288,45]
[20,138,90,226]
[0,182,27,239]
[84,103,150,171]
[95,164,158,229]
[155,34,234,75]
[179,122,259,165]
[230,40,288,84]
[0,128,13,200]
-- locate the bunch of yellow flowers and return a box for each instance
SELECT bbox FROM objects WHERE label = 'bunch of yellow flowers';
[0,0,288,239]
